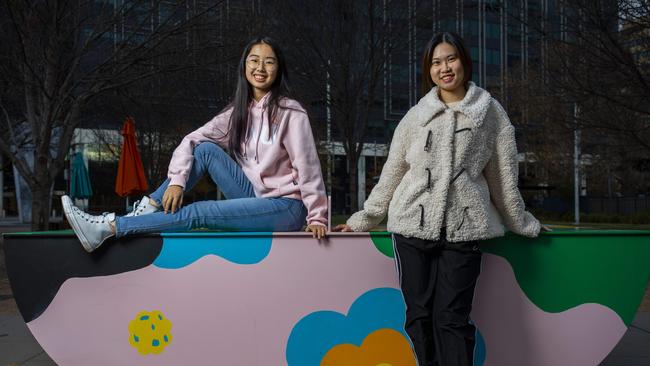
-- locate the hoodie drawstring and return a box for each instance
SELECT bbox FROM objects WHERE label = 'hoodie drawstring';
[254,115,263,162]
[244,99,269,163]
[243,114,252,160]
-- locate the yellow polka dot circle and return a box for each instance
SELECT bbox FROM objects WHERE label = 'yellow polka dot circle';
[128,310,173,355]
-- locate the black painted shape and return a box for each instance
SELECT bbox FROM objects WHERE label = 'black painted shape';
[3,233,162,323]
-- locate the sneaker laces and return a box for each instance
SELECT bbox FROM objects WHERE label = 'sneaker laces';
[131,199,142,214]
[71,206,112,224]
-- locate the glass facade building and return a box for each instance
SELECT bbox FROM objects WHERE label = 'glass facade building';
[328,0,563,212]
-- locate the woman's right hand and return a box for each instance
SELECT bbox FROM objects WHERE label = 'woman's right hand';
[162,185,184,214]
[332,224,354,232]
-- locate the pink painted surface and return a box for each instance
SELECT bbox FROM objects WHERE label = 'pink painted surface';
[471,253,628,366]
[27,236,398,366]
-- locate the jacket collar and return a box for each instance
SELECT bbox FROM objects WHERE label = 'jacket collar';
[416,82,492,127]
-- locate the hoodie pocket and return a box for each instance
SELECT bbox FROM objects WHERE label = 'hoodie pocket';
[258,173,280,195]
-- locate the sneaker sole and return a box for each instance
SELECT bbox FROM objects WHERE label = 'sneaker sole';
[61,196,95,252]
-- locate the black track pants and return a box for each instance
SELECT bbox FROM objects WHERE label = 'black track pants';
[392,231,482,366]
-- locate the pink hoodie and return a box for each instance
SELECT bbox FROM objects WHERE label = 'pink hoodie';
[167,93,328,227]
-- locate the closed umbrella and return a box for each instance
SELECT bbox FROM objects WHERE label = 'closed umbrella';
[115,117,148,210]
[70,152,93,200]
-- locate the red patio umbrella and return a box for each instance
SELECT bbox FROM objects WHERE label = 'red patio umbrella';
[115,117,148,200]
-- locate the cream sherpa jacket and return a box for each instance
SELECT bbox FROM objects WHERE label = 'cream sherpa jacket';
[347,82,540,242]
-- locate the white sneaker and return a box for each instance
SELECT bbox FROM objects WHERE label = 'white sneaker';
[62,195,115,252]
[125,196,160,217]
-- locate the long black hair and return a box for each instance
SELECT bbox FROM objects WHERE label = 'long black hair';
[227,36,293,160]
[421,31,473,96]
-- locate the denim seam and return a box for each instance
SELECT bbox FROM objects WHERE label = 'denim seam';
[124,218,191,233]
[216,164,255,199]
[203,144,255,199]
[120,203,299,234]
[200,204,295,220]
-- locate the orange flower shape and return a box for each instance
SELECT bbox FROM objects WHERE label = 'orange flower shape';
[320,328,416,366]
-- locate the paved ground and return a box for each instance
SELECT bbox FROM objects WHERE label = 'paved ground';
[1,220,649,365]
[0,315,55,366]
[600,312,650,366]
[0,222,56,365]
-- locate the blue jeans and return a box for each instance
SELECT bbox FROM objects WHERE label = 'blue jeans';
[115,142,307,237]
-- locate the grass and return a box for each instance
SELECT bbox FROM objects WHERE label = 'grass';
[332,215,650,231]
[331,215,387,230]
[543,221,650,230]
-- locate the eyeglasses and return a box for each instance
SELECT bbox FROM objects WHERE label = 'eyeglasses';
[246,57,277,70]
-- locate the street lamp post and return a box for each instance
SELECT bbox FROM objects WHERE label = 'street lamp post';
[0,154,3,218]
[574,102,580,225]
[326,60,332,200]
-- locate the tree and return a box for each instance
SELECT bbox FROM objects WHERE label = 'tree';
[265,0,416,212]
[0,0,222,230]
[507,0,650,153]
[499,0,650,200]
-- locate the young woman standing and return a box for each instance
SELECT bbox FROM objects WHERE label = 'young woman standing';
[334,32,548,365]
[63,36,328,252]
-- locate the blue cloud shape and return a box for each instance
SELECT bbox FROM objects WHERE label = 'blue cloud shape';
[154,232,272,268]
[286,287,408,365]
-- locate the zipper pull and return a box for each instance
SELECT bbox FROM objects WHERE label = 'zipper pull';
[424,130,433,152]
[419,204,425,228]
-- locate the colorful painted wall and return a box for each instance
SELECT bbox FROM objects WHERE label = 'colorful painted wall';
[4,230,650,365]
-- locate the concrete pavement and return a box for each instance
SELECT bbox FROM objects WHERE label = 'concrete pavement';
[0,312,648,365]
[1,221,56,365]
[600,312,650,366]
[0,315,55,366]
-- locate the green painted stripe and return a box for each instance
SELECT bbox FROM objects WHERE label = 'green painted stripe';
[5,229,649,237]
[369,230,650,325]
[3,230,75,236]
[481,233,650,325]
[366,229,650,236]
[370,232,394,258]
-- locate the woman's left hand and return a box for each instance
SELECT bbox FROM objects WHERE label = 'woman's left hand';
[306,225,327,239]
